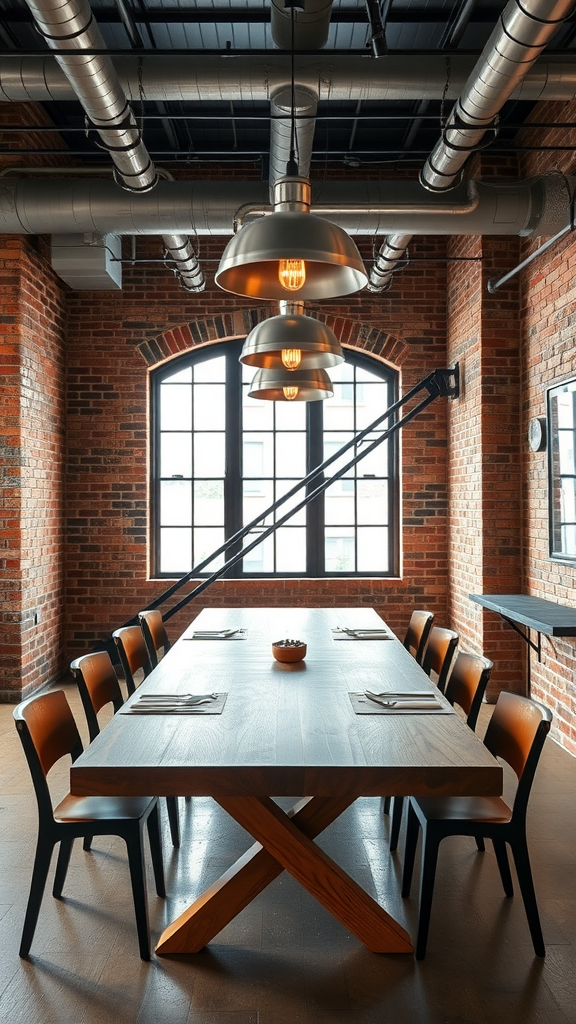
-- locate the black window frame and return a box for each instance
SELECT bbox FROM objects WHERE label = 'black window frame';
[151,339,399,579]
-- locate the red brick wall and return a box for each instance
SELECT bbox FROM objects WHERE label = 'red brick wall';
[63,233,451,664]
[0,236,67,700]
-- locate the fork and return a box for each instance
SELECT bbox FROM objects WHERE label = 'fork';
[137,692,218,704]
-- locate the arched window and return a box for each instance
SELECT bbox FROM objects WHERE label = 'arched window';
[151,339,399,578]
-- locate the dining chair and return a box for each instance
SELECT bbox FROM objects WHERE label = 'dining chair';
[71,650,181,849]
[387,648,492,851]
[112,624,152,696]
[403,609,434,665]
[421,625,459,693]
[138,609,171,669]
[401,690,552,959]
[13,689,165,961]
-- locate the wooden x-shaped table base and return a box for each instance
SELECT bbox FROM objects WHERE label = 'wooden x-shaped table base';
[156,794,413,955]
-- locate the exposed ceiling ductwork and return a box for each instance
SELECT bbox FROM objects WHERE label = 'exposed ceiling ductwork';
[20,0,205,291]
[0,174,569,239]
[2,0,576,295]
[368,0,576,291]
[2,54,576,105]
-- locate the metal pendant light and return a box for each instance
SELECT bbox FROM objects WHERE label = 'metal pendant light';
[240,301,344,371]
[216,2,367,301]
[248,366,334,402]
[215,172,368,300]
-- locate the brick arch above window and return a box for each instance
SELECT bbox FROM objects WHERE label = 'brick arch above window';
[137,308,409,369]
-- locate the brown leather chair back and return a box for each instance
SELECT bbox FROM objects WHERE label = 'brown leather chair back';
[14,690,83,792]
[421,626,459,693]
[444,651,493,731]
[484,690,552,783]
[138,609,171,668]
[70,650,124,741]
[113,625,152,695]
[403,610,434,665]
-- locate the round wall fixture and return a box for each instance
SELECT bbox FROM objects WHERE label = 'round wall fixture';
[528,416,547,452]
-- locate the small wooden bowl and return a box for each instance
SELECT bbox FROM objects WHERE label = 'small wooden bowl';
[272,639,307,663]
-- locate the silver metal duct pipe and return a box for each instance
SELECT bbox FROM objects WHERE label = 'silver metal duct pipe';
[270,0,333,50]
[22,0,157,193]
[21,0,204,291]
[270,85,318,185]
[268,1,331,192]
[368,0,576,291]
[421,0,576,192]
[0,175,569,238]
[4,54,576,104]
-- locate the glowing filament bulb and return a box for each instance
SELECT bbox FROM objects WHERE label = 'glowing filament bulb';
[281,348,302,370]
[278,259,306,292]
[283,386,299,401]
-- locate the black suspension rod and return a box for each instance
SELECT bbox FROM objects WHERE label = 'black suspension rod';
[164,369,457,620]
[139,370,445,619]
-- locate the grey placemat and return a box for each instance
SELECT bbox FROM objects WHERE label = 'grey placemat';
[121,693,228,715]
[332,628,395,641]
[349,692,454,715]
[182,629,247,641]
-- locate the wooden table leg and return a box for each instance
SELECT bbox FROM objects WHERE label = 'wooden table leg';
[156,794,413,955]
[156,795,356,954]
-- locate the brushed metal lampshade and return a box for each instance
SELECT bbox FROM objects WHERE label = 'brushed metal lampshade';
[240,312,344,370]
[248,366,334,402]
[216,174,368,300]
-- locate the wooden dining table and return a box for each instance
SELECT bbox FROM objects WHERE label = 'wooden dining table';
[70,606,502,956]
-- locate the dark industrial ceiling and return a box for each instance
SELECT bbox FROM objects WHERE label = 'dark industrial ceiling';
[2,0,574,171]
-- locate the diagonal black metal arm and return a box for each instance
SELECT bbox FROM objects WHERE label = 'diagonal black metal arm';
[161,365,459,621]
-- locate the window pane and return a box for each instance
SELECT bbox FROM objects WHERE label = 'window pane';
[160,480,191,526]
[276,433,306,478]
[194,480,224,525]
[325,481,355,525]
[324,434,354,477]
[160,528,192,574]
[559,430,575,475]
[194,355,226,383]
[243,532,274,572]
[356,383,389,429]
[357,479,388,525]
[325,528,355,572]
[323,387,355,430]
[164,366,192,384]
[194,528,225,570]
[276,528,306,572]
[194,433,225,476]
[160,383,191,430]
[357,436,388,476]
[560,477,576,523]
[242,390,274,431]
[194,384,226,430]
[275,481,306,526]
[275,401,306,430]
[357,527,388,572]
[244,433,274,477]
[244,480,274,526]
[160,433,192,478]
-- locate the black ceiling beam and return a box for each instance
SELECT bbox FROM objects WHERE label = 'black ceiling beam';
[0,7,506,25]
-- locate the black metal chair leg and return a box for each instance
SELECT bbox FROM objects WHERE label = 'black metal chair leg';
[125,833,151,961]
[20,839,55,957]
[382,796,391,815]
[510,835,546,957]
[475,836,486,851]
[492,837,514,897]
[82,834,93,851]
[166,796,180,848]
[401,802,420,898]
[52,837,74,898]
[146,805,166,898]
[389,796,405,852]
[415,828,440,960]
